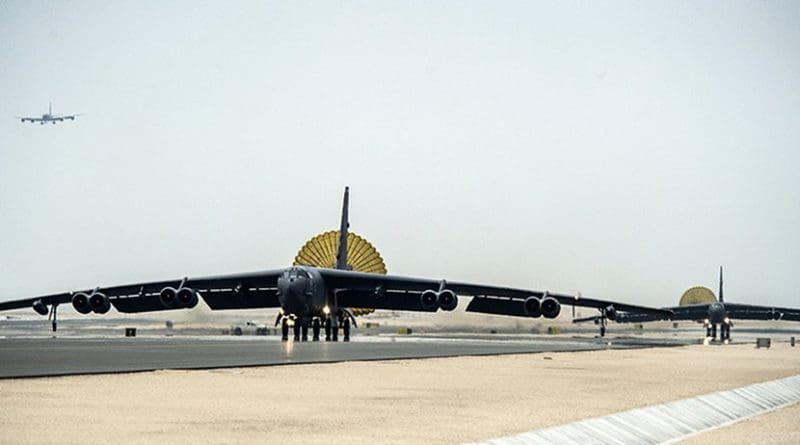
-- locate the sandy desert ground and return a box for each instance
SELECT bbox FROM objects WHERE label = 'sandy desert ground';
[1,342,799,444]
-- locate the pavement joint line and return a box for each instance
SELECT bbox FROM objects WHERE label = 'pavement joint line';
[468,374,800,445]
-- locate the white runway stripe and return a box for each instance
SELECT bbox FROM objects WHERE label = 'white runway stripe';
[470,374,800,445]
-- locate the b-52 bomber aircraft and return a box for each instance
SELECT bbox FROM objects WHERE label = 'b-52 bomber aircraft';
[0,187,672,342]
[574,267,800,341]
[16,103,81,124]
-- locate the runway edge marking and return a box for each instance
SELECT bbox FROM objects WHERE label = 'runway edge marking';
[468,374,800,445]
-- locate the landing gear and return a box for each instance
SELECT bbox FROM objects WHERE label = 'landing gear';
[595,314,607,337]
[312,318,321,341]
[301,319,309,342]
[720,323,731,342]
[49,304,59,334]
[711,324,717,340]
[706,325,712,338]
[279,309,354,343]
[281,318,289,341]
[324,318,332,341]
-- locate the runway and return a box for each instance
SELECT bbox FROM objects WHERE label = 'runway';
[0,334,691,378]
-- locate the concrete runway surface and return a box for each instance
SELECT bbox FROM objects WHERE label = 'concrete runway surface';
[0,334,691,378]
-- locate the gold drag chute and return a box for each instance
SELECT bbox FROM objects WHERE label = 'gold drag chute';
[293,230,387,316]
[678,286,717,306]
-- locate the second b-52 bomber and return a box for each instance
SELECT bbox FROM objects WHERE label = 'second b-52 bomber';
[0,187,672,341]
[16,103,81,124]
[574,267,800,341]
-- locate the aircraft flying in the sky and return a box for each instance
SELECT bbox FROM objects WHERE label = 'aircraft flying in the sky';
[0,187,672,341]
[574,267,800,341]
[16,103,81,124]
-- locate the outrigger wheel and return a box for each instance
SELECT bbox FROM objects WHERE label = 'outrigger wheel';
[292,230,388,341]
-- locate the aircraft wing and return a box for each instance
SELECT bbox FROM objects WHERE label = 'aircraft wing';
[610,302,800,323]
[321,269,672,317]
[0,270,284,314]
[610,304,710,323]
[16,117,41,123]
[724,303,800,322]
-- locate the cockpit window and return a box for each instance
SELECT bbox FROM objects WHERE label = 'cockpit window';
[287,268,308,279]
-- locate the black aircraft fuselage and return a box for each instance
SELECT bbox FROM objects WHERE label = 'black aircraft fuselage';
[707,301,726,325]
[278,266,327,318]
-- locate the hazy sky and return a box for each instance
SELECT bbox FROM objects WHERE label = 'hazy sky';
[1,1,799,310]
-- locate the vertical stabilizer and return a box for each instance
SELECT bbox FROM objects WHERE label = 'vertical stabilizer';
[335,187,350,270]
[718,266,724,303]
[49,102,52,115]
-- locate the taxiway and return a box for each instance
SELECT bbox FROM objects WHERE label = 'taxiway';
[0,334,690,378]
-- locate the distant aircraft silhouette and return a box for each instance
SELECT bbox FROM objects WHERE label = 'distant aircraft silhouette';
[574,267,800,341]
[17,103,81,124]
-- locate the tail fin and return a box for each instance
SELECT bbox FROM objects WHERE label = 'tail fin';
[718,266,724,303]
[49,102,52,115]
[335,186,350,270]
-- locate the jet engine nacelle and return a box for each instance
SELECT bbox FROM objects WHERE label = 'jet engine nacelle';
[523,296,542,318]
[32,299,48,316]
[438,290,458,311]
[89,292,111,314]
[159,287,179,308]
[72,293,92,314]
[541,297,561,319]
[176,287,199,308]
[605,305,617,321]
[420,290,438,311]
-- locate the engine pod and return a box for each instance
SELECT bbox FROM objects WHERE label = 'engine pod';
[72,293,92,314]
[523,296,542,318]
[605,305,617,321]
[420,290,438,311]
[89,292,111,314]
[32,299,49,316]
[541,297,561,319]
[159,287,179,308]
[176,287,199,308]
[438,290,458,311]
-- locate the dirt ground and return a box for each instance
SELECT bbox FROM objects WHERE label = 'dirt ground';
[1,343,798,444]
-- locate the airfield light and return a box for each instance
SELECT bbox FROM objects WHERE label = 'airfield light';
[323,305,331,315]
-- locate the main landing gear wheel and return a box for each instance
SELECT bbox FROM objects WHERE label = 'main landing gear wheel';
[293,321,301,342]
[343,318,351,342]
[281,319,289,342]
[312,318,321,341]
[301,321,309,342]
[324,318,332,341]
